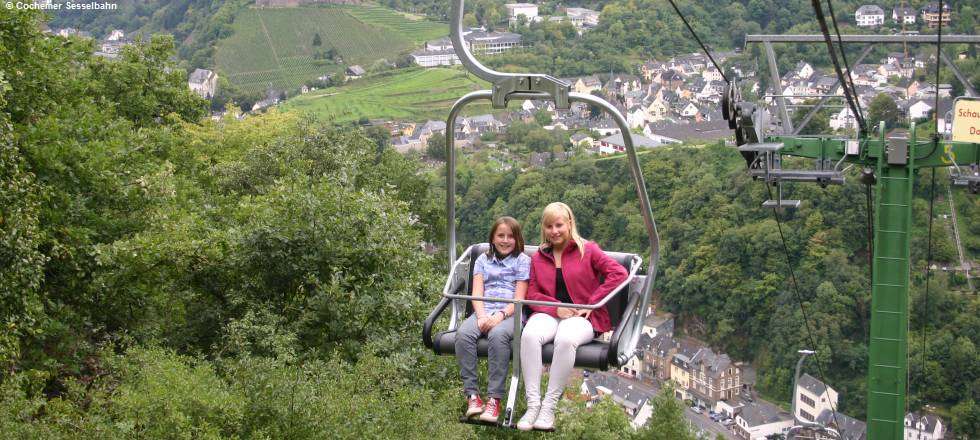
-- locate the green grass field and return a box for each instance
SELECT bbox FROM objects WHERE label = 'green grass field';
[280,67,489,124]
[214,5,447,94]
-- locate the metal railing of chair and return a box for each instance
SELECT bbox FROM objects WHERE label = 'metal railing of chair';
[439,253,640,311]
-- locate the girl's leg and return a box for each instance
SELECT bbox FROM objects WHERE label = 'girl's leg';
[520,313,558,407]
[541,316,595,409]
[485,316,514,399]
[455,314,482,397]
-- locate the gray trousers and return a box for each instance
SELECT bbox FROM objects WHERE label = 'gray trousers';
[456,314,514,399]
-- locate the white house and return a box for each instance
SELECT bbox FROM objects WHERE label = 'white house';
[855,5,885,27]
[565,7,599,29]
[908,100,933,120]
[904,412,946,440]
[794,61,815,80]
[505,3,539,25]
[702,68,724,83]
[893,6,916,24]
[105,29,125,41]
[795,373,840,423]
[597,133,673,154]
[410,49,458,67]
[679,101,700,118]
[627,107,649,129]
[734,400,794,440]
[187,68,218,99]
[831,108,860,131]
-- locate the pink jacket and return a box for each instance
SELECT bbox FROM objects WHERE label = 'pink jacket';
[526,240,628,333]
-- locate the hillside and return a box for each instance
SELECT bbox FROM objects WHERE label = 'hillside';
[214,5,447,94]
[280,67,488,123]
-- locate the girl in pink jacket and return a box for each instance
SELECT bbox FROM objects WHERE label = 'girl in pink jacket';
[516,202,627,431]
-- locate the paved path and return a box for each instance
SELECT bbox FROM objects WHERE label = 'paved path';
[946,183,974,291]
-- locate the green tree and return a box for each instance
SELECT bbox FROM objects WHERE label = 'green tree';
[951,399,980,439]
[534,110,553,126]
[312,32,322,47]
[867,93,901,129]
[426,133,447,161]
[636,384,697,440]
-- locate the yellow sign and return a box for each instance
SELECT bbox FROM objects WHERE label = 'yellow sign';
[952,98,980,143]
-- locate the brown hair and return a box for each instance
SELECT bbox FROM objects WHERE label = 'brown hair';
[487,216,525,258]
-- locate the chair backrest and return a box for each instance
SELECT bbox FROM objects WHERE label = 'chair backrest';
[462,243,636,328]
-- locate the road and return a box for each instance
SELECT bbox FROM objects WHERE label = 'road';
[684,406,737,439]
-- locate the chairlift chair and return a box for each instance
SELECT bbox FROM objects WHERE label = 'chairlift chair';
[421,0,661,429]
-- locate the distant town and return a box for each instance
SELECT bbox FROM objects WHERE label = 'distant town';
[582,308,949,439]
[45,0,968,169]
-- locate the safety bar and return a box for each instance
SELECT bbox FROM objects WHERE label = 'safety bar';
[439,251,641,311]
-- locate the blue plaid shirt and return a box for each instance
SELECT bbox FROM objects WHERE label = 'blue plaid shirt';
[473,252,531,315]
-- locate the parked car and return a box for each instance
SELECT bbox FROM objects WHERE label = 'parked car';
[722,418,735,426]
[691,406,703,414]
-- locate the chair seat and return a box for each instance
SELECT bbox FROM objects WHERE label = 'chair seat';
[433,330,611,370]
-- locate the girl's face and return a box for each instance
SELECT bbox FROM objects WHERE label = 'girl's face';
[492,223,516,255]
[544,216,570,248]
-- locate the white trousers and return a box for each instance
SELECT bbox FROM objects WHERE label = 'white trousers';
[520,313,594,409]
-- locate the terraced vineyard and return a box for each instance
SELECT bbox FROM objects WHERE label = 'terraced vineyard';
[280,67,489,123]
[215,5,447,94]
[338,5,447,44]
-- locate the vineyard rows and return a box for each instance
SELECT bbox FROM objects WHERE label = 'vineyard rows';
[215,5,448,94]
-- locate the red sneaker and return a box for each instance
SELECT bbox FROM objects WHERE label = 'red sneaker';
[465,395,484,418]
[479,398,501,423]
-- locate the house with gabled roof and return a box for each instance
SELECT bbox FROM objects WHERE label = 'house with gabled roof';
[345,65,366,79]
[687,347,741,408]
[571,75,602,94]
[641,60,668,82]
[904,412,946,439]
[856,5,885,27]
[188,68,218,99]
[816,410,867,440]
[658,70,685,89]
[921,2,951,28]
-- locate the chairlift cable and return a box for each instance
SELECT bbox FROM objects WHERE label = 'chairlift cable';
[825,0,865,123]
[763,182,844,433]
[917,3,945,405]
[811,0,867,135]
[664,0,730,85]
[915,1,948,161]
[933,2,944,138]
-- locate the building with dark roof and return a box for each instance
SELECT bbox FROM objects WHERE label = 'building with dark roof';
[816,410,867,440]
[904,411,946,440]
[688,347,741,408]
[734,400,793,439]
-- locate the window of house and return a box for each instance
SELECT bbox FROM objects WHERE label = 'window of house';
[801,410,815,422]
[800,393,815,408]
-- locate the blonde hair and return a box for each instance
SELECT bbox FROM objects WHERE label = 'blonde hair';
[540,202,586,259]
